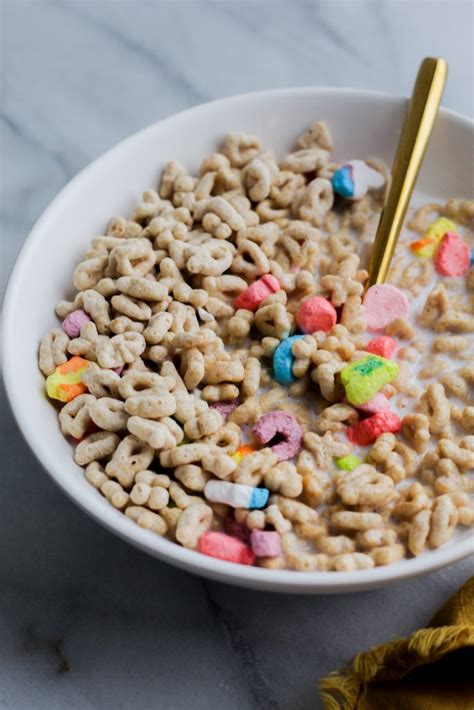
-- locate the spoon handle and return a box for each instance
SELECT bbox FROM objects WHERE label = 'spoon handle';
[367,57,448,288]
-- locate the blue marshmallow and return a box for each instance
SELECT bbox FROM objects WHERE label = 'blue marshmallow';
[331,165,354,198]
[273,335,305,385]
[249,487,270,510]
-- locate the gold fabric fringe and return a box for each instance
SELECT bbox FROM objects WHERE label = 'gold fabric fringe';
[319,577,474,710]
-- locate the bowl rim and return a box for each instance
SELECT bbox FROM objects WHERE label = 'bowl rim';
[2,86,473,593]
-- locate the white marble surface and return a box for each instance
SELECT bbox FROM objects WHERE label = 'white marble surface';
[1,1,473,708]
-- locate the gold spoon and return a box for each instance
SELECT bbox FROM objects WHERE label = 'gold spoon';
[366,57,448,288]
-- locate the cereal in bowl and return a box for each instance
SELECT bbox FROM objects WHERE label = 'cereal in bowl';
[39,122,474,571]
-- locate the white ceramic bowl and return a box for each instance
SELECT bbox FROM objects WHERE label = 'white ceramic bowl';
[3,88,473,593]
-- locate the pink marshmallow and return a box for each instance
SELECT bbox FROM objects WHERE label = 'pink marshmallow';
[62,309,91,338]
[346,411,401,446]
[365,335,397,358]
[198,532,255,565]
[354,392,391,414]
[434,232,470,277]
[252,411,303,462]
[296,296,337,334]
[210,400,238,421]
[113,365,125,376]
[363,285,409,331]
[250,530,281,558]
[234,275,281,312]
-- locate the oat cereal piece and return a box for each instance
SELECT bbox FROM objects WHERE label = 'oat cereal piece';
[59,394,95,439]
[101,480,130,510]
[175,503,213,549]
[96,332,146,369]
[82,363,121,398]
[254,302,291,338]
[281,533,330,571]
[270,495,319,525]
[370,544,405,566]
[85,461,108,489]
[89,397,129,432]
[315,403,358,433]
[418,383,450,435]
[438,439,474,470]
[408,509,432,556]
[331,511,383,531]
[106,435,154,487]
[202,384,240,402]
[223,133,261,168]
[74,431,120,467]
[355,528,397,549]
[330,552,374,571]
[126,506,168,535]
[336,465,394,507]
[127,417,176,449]
[264,462,303,498]
[202,452,237,479]
[428,495,458,548]
[233,448,277,486]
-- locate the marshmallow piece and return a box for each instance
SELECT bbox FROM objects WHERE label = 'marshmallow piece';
[355,391,391,414]
[434,232,471,277]
[365,336,397,359]
[341,355,398,406]
[223,516,250,542]
[425,217,458,239]
[198,532,255,565]
[409,237,438,258]
[204,480,269,509]
[234,274,281,311]
[210,400,238,421]
[273,334,305,385]
[45,356,90,402]
[231,444,256,464]
[62,309,91,338]
[335,455,363,471]
[331,160,385,200]
[363,284,409,331]
[250,530,281,558]
[296,296,337,334]
[346,411,401,446]
[252,411,303,462]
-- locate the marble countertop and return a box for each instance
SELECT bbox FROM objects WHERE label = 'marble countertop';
[1,2,473,708]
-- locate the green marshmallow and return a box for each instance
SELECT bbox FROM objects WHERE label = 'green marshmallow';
[341,355,399,406]
[335,455,362,471]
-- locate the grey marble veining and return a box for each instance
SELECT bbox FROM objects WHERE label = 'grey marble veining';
[1,2,473,709]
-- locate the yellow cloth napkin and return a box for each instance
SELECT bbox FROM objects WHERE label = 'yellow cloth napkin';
[320,576,474,709]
